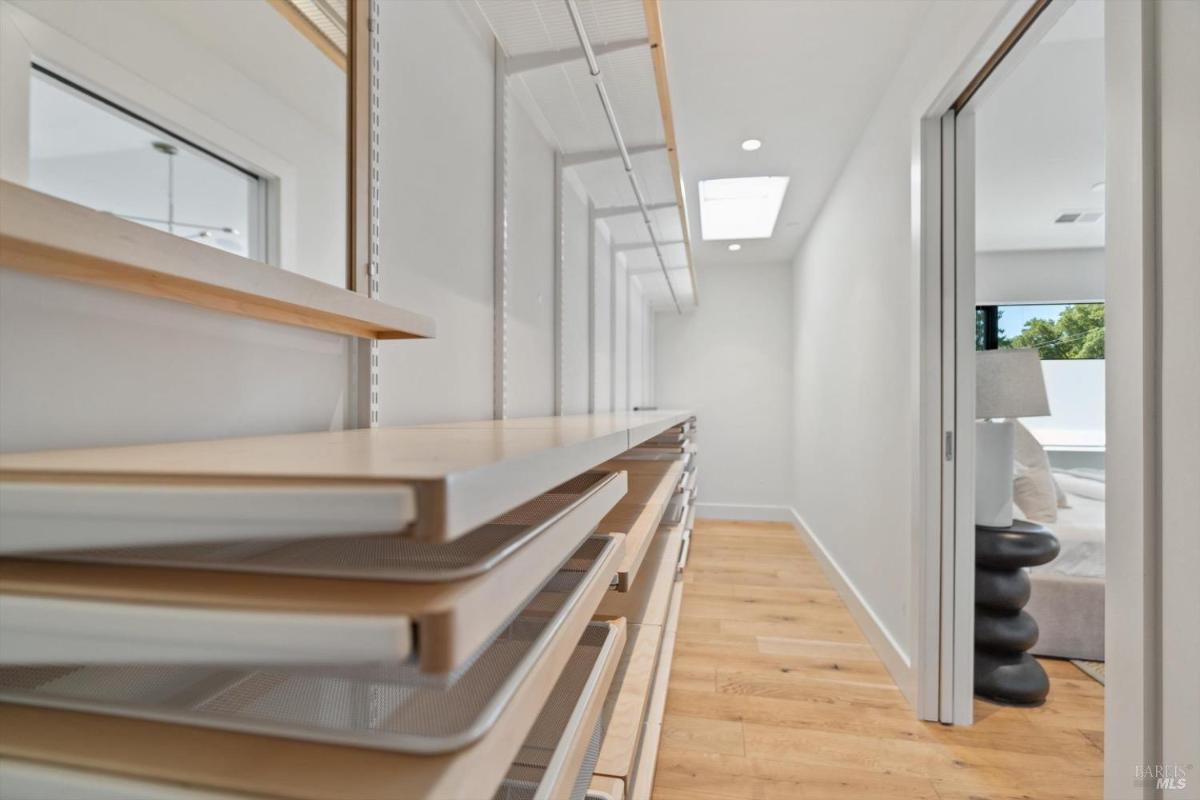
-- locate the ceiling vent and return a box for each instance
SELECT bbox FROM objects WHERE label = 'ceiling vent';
[1055,210,1104,224]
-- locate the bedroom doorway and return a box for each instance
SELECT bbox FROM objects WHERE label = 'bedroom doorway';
[922,0,1107,729]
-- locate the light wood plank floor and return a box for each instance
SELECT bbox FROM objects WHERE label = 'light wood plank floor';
[651,519,1104,800]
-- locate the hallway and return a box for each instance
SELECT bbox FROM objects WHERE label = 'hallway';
[651,520,1104,800]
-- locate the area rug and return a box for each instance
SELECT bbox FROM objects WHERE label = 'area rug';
[1072,659,1105,685]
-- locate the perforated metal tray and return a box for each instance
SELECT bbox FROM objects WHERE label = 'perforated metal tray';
[492,623,616,800]
[31,472,619,583]
[0,537,617,755]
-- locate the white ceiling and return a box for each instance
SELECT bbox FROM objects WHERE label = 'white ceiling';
[975,0,1105,252]
[659,0,928,267]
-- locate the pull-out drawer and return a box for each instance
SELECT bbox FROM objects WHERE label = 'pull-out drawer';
[0,535,619,754]
[594,573,685,797]
[1,620,627,800]
[0,422,657,545]
[492,620,625,800]
[627,581,684,800]
[0,482,419,554]
[592,623,664,786]
[0,472,626,674]
[0,538,623,800]
[594,461,684,592]
[596,524,683,627]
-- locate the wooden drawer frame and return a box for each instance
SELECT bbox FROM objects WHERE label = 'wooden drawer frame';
[595,460,684,591]
[0,537,624,799]
[0,473,627,674]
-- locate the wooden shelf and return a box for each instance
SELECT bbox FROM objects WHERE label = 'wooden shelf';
[593,623,663,783]
[596,523,683,626]
[0,412,691,543]
[0,547,624,800]
[497,620,626,800]
[594,459,685,591]
[0,475,626,674]
[630,581,684,799]
[0,181,435,341]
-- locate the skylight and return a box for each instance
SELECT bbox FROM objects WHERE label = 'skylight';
[698,176,789,241]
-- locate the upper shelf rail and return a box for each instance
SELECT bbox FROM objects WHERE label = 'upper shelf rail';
[563,0,682,315]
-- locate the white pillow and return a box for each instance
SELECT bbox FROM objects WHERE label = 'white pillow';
[1054,470,1107,502]
[1012,421,1059,523]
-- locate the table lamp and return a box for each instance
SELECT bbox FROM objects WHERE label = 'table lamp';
[975,348,1050,528]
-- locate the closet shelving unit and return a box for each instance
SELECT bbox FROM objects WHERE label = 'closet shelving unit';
[0,411,697,799]
[0,0,701,794]
[477,0,698,312]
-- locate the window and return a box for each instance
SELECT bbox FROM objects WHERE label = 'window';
[977,302,1105,450]
[27,66,265,260]
[975,302,1105,360]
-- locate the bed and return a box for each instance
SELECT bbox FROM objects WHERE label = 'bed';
[1026,468,1106,661]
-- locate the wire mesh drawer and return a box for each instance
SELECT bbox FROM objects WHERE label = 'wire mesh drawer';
[492,620,622,800]
[0,473,627,672]
[0,537,618,755]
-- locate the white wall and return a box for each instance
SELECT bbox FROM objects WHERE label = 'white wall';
[612,256,629,410]
[627,279,646,409]
[506,97,556,418]
[559,174,591,414]
[0,270,350,452]
[656,262,793,513]
[593,225,614,412]
[975,247,1104,304]
[375,0,495,426]
[789,0,1009,687]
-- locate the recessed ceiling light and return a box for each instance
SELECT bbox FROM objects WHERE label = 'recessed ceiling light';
[699,176,790,241]
[741,139,762,152]
[1091,181,1106,193]
[728,243,741,251]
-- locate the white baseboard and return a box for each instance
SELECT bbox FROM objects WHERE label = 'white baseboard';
[694,502,796,522]
[787,507,918,708]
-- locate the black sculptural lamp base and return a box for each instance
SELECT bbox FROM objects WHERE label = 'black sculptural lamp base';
[974,520,1060,707]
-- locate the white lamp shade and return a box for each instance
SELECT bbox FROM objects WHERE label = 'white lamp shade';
[976,348,1051,419]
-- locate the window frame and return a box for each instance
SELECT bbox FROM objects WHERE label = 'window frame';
[29,64,271,264]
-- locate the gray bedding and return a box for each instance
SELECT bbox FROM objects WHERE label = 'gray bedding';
[1026,469,1106,660]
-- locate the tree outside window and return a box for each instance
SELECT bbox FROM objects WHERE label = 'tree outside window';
[976,303,1105,359]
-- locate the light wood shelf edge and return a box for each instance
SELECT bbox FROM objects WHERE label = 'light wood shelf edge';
[593,623,664,781]
[0,181,435,341]
[533,617,627,800]
[265,0,346,71]
[596,523,683,626]
[600,461,684,591]
[629,581,683,799]
[642,0,698,307]
[0,537,626,800]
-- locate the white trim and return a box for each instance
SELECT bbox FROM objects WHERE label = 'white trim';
[787,507,917,709]
[694,503,793,523]
[1104,3,1163,795]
